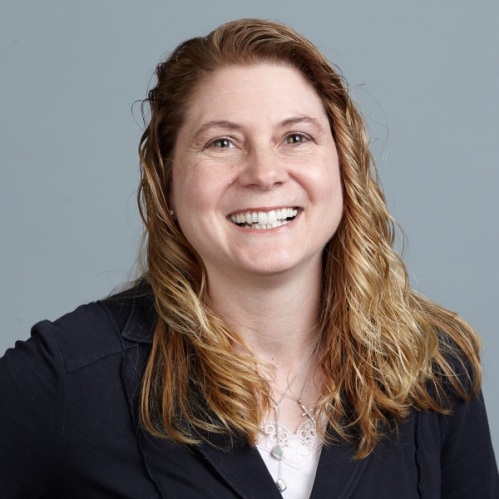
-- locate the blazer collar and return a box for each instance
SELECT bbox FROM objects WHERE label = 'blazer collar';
[119,283,156,344]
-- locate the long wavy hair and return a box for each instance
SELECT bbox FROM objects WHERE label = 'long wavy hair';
[136,19,481,458]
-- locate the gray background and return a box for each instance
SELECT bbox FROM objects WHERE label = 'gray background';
[1,0,498,457]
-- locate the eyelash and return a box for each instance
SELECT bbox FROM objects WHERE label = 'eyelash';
[207,133,310,150]
[209,138,234,149]
[285,133,309,144]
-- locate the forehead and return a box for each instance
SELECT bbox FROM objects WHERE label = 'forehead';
[183,63,328,126]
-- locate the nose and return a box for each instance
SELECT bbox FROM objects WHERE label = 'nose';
[238,146,289,190]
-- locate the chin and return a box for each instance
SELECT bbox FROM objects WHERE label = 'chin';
[235,254,314,277]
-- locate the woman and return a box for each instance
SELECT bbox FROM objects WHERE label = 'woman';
[0,19,497,498]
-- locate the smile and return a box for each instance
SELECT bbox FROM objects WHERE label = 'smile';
[229,208,299,230]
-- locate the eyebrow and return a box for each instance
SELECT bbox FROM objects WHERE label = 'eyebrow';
[192,115,325,142]
[279,116,325,132]
[193,120,243,142]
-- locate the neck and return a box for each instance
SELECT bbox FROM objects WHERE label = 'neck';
[206,261,322,370]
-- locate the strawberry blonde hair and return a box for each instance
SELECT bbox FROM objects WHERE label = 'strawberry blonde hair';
[136,19,481,458]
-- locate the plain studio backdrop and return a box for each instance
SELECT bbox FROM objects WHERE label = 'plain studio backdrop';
[1,0,498,460]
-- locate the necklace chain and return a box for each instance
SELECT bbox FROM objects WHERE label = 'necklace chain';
[270,331,322,493]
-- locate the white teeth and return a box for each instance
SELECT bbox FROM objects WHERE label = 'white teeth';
[267,210,277,224]
[257,212,268,225]
[231,208,299,228]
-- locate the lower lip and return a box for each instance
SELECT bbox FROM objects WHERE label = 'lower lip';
[230,212,300,233]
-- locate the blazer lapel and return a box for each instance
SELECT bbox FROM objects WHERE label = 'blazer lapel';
[310,439,372,499]
[120,337,280,499]
[198,430,373,499]
[196,432,283,499]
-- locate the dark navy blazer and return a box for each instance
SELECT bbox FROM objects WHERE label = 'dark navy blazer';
[1,286,498,498]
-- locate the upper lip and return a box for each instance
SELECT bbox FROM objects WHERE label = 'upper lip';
[228,206,299,216]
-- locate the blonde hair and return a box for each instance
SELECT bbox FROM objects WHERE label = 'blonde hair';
[136,19,481,458]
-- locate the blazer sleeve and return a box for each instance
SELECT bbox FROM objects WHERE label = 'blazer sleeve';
[439,390,499,498]
[0,321,66,498]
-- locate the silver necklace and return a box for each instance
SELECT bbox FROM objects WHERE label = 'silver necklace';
[274,362,317,424]
[270,332,322,493]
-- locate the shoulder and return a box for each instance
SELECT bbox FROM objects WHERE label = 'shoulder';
[433,328,480,401]
[30,280,156,374]
[0,281,158,494]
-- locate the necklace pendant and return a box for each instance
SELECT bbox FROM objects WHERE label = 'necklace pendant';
[276,478,287,492]
[298,399,316,424]
[271,444,284,460]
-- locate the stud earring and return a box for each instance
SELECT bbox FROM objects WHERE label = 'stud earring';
[169,210,174,216]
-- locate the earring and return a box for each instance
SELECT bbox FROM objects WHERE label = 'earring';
[169,210,174,216]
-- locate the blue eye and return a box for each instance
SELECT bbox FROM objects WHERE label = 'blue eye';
[211,138,233,148]
[286,134,307,144]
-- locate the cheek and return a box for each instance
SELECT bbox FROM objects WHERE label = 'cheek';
[174,160,240,215]
[312,155,343,203]
[171,170,212,252]
[172,166,213,213]
[314,160,344,231]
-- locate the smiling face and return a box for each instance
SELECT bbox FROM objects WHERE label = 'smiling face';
[171,63,343,281]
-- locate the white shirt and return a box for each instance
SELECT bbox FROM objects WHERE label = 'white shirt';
[256,419,322,498]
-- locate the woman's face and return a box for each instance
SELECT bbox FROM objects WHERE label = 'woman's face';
[171,63,343,280]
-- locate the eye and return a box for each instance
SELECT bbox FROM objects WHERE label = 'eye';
[285,133,308,145]
[210,138,234,149]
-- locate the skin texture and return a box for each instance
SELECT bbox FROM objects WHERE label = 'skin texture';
[171,63,343,431]
[171,63,342,282]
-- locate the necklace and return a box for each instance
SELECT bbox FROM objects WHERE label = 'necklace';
[270,332,322,492]
[274,369,317,424]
